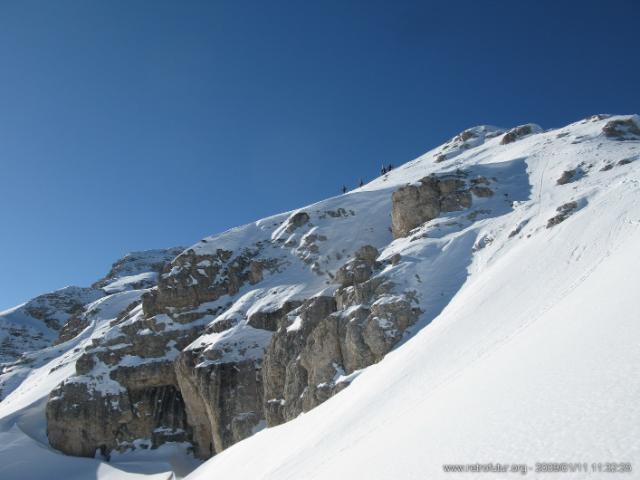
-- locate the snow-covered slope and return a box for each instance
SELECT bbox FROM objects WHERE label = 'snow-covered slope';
[0,287,104,365]
[184,114,640,479]
[187,187,639,479]
[94,248,185,293]
[1,114,639,480]
[0,247,194,480]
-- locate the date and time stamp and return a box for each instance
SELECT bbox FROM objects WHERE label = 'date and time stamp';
[442,462,633,475]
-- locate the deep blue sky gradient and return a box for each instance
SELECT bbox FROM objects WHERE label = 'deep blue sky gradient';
[1,0,639,309]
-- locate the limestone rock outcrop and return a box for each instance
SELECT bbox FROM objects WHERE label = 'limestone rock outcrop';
[43,236,421,462]
[500,124,542,144]
[46,245,240,457]
[262,296,339,426]
[602,117,640,140]
[547,201,579,228]
[174,300,300,458]
[263,246,420,427]
[391,172,494,238]
[47,381,191,457]
[285,211,310,232]
[0,287,104,364]
[92,248,185,291]
[46,302,201,457]
[46,239,289,459]
[557,169,578,185]
[145,246,283,315]
[175,352,264,458]
[434,125,504,163]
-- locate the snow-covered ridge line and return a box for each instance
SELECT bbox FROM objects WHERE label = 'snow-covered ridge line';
[1,113,639,480]
[183,116,640,477]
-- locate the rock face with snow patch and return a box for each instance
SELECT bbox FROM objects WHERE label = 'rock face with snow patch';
[43,248,202,457]
[174,300,300,458]
[92,247,185,292]
[262,296,339,426]
[602,116,640,140]
[0,287,104,365]
[263,245,420,427]
[144,246,281,314]
[500,124,542,144]
[46,296,206,456]
[391,172,495,238]
[47,238,291,458]
[546,202,579,228]
[434,125,504,163]
[47,380,191,457]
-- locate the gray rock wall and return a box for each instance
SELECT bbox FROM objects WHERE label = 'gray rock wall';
[391,173,481,238]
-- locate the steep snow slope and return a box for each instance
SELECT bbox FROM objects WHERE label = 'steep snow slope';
[185,115,640,479]
[187,202,639,479]
[1,114,639,480]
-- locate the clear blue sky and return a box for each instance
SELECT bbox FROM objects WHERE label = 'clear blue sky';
[1,0,638,310]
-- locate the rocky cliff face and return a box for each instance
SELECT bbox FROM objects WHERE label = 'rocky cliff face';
[391,172,494,238]
[25,114,640,462]
[46,239,421,458]
[45,204,428,458]
[263,246,421,427]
